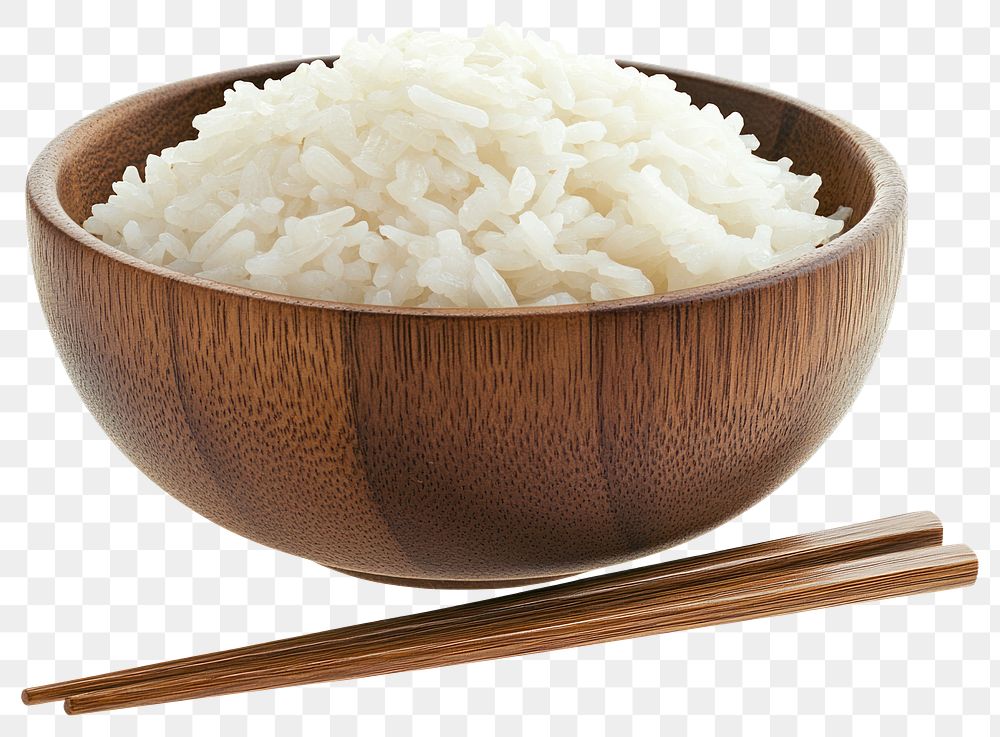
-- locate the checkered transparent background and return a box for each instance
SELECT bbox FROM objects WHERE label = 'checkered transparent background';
[2,1,997,734]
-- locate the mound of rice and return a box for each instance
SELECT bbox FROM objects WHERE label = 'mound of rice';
[84,26,848,308]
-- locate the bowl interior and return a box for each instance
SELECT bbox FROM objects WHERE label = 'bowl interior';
[55,59,875,239]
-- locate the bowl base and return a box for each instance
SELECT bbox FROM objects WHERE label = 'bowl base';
[327,566,574,589]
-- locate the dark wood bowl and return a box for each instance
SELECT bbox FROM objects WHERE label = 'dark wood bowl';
[26,59,906,588]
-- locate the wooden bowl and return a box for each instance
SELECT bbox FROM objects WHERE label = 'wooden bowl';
[27,59,906,588]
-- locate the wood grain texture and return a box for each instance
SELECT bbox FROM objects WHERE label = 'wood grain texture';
[26,58,907,587]
[22,512,942,706]
[55,524,975,712]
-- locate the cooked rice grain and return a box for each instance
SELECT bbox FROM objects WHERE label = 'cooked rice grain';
[84,26,849,307]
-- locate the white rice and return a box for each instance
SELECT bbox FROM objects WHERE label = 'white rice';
[84,26,850,308]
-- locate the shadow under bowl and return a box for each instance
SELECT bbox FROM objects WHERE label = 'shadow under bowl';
[26,59,906,588]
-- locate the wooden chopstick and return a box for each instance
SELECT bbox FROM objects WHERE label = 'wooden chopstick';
[62,542,977,714]
[23,511,942,707]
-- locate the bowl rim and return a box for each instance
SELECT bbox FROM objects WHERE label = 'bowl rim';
[27,56,906,318]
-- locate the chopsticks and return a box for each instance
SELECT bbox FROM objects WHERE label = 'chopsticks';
[22,512,976,714]
[24,510,942,706]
